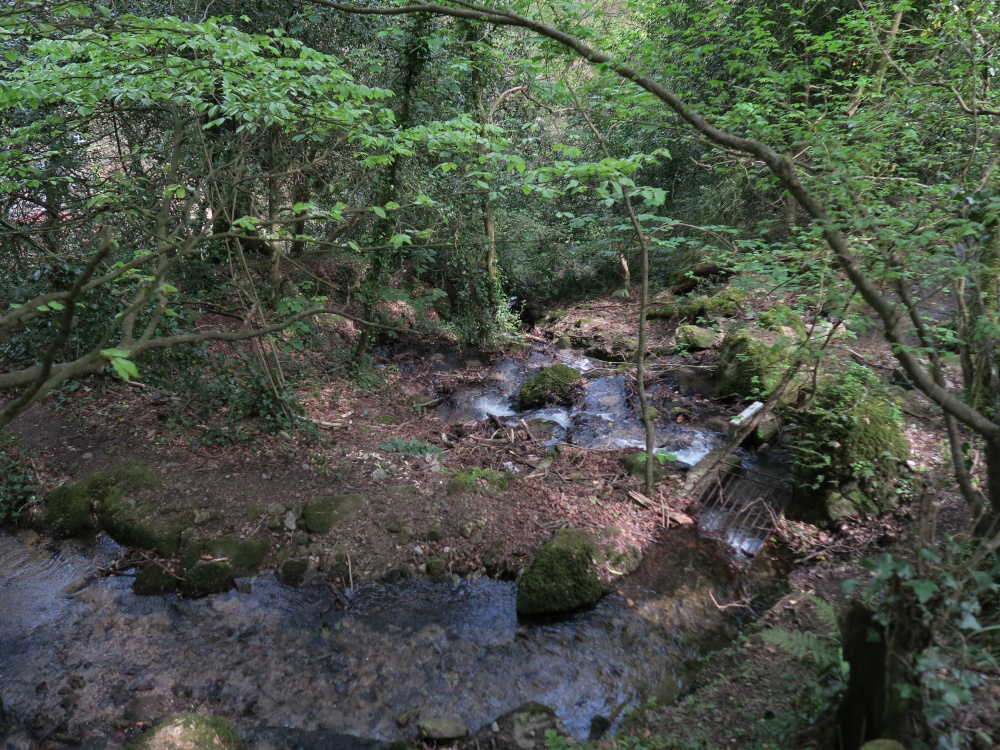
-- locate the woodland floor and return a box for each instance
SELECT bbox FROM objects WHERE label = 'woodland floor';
[5,292,999,748]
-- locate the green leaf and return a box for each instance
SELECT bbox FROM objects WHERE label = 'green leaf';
[371,206,387,219]
[390,233,412,249]
[903,579,939,605]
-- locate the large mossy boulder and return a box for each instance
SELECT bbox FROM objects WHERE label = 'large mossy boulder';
[126,713,241,750]
[178,561,234,597]
[518,364,581,409]
[791,365,910,524]
[716,328,796,399]
[516,527,604,616]
[44,465,191,556]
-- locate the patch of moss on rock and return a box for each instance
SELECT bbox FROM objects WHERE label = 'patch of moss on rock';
[448,468,510,496]
[758,303,807,336]
[178,561,233,597]
[203,536,270,576]
[518,364,581,409]
[516,527,605,616]
[716,328,796,399]
[678,288,745,322]
[791,365,909,524]
[132,564,178,596]
[42,482,96,535]
[278,558,312,587]
[676,324,717,350]
[86,465,191,556]
[301,494,365,534]
[125,713,241,750]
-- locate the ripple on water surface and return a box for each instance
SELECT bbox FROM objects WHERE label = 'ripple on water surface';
[0,529,741,746]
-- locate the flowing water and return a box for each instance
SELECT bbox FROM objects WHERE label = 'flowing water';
[0,527,749,748]
[0,348,788,747]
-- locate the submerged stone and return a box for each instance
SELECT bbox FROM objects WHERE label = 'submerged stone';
[518,364,581,409]
[516,527,604,616]
[278,558,312,587]
[125,713,241,749]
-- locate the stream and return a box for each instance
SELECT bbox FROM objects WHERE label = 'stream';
[1,348,786,748]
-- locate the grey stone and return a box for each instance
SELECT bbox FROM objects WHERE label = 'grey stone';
[417,716,468,740]
[283,511,297,531]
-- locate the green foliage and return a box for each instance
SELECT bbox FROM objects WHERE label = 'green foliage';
[378,437,442,457]
[0,432,37,523]
[790,363,909,520]
[846,541,1000,750]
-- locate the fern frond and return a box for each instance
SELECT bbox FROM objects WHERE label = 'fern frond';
[805,593,840,637]
[760,627,839,667]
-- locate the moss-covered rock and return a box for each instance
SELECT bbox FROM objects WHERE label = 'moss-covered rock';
[301,494,365,534]
[202,536,270,576]
[277,558,312,587]
[791,365,910,524]
[676,324,717,350]
[42,483,96,535]
[125,713,242,750]
[758,303,807,336]
[449,468,510,496]
[516,528,605,616]
[678,288,745,322]
[518,364,581,409]
[86,465,190,556]
[621,453,671,483]
[716,328,797,399]
[132,564,178,596]
[178,562,234,597]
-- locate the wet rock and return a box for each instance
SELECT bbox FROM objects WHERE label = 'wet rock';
[518,364,581,409]
[0,694,8,735]
[132,564,178,596]
[178,562,234,598]
[380,564,413,583]
[301,494,365,534]
[588,715,611,740]
[123,694,170,725]
[516,528,604,616]
[277,558,313,587]
[417,716,467,740]
[676,324,717,350]
[127,713,242,749]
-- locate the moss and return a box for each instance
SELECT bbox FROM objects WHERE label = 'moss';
[203,536,270,576]
[301,494,364,534]
[425,558,447,576]
[621,453,671,483]
[132,564,178,596]
[126,713,242,750]
[554,336,572,349]
[547,310,568,322]
[377,414,400,425]
[647,303,678,320]
[483,538,506,569]
[678,288,745,322]
[278,558,311,587]
[42,483,96,535]
[716,329,796,399]
[519,364,581,409]
[516,527,605,616]
[675,324,716,350]
[791,368,909,524]
[607,544,643,574]
[178,561,234,597]
[758,303,807,336]
[448,468,510,496]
